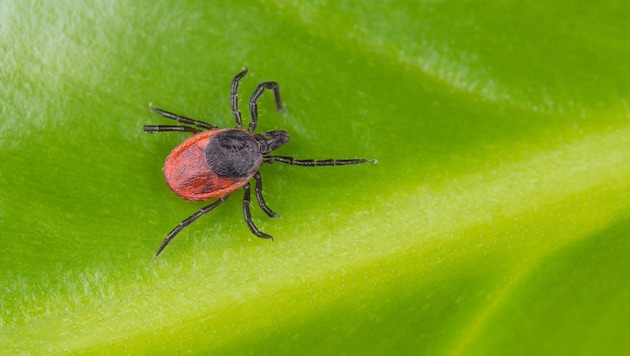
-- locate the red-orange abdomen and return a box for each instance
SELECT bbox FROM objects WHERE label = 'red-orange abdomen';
[163,129,263,201]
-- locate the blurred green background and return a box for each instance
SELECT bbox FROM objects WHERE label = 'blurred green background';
[1,1,629,354]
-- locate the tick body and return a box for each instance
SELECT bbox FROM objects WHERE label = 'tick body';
[164,129,263,201]
[144,67,375,261]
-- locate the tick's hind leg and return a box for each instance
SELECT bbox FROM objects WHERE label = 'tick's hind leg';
[153,195,230,261]
[143,125,201,134]
[149,103,217,130]
[242,182,274,240]
[254,172,278,217]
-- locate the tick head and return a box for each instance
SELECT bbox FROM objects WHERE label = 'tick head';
[255,130,289,154]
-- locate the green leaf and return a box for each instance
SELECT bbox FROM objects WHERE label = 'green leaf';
[2,1,629,354]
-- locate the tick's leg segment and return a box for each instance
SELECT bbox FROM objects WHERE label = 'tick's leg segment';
[263,156,378,166]
[248,81,285,132]
[243,182,274,240]
[254,172,278,217]
[153,195,230,261]
[143,125,202,134]
[149,103,217,130]
[230,67,249,129]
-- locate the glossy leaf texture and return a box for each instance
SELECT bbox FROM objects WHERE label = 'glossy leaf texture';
[1,1,629,354]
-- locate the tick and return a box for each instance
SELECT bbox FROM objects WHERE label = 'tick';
[144,67,376,260]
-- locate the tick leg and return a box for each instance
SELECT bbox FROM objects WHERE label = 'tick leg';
[230,67,249,129]
[149,103,217,130]
[254,172,278,217]
[263,156,378,166]
[153,195,230,261]
[248,81,285,132]
[143,125,201,134]
[243,182,274,240]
